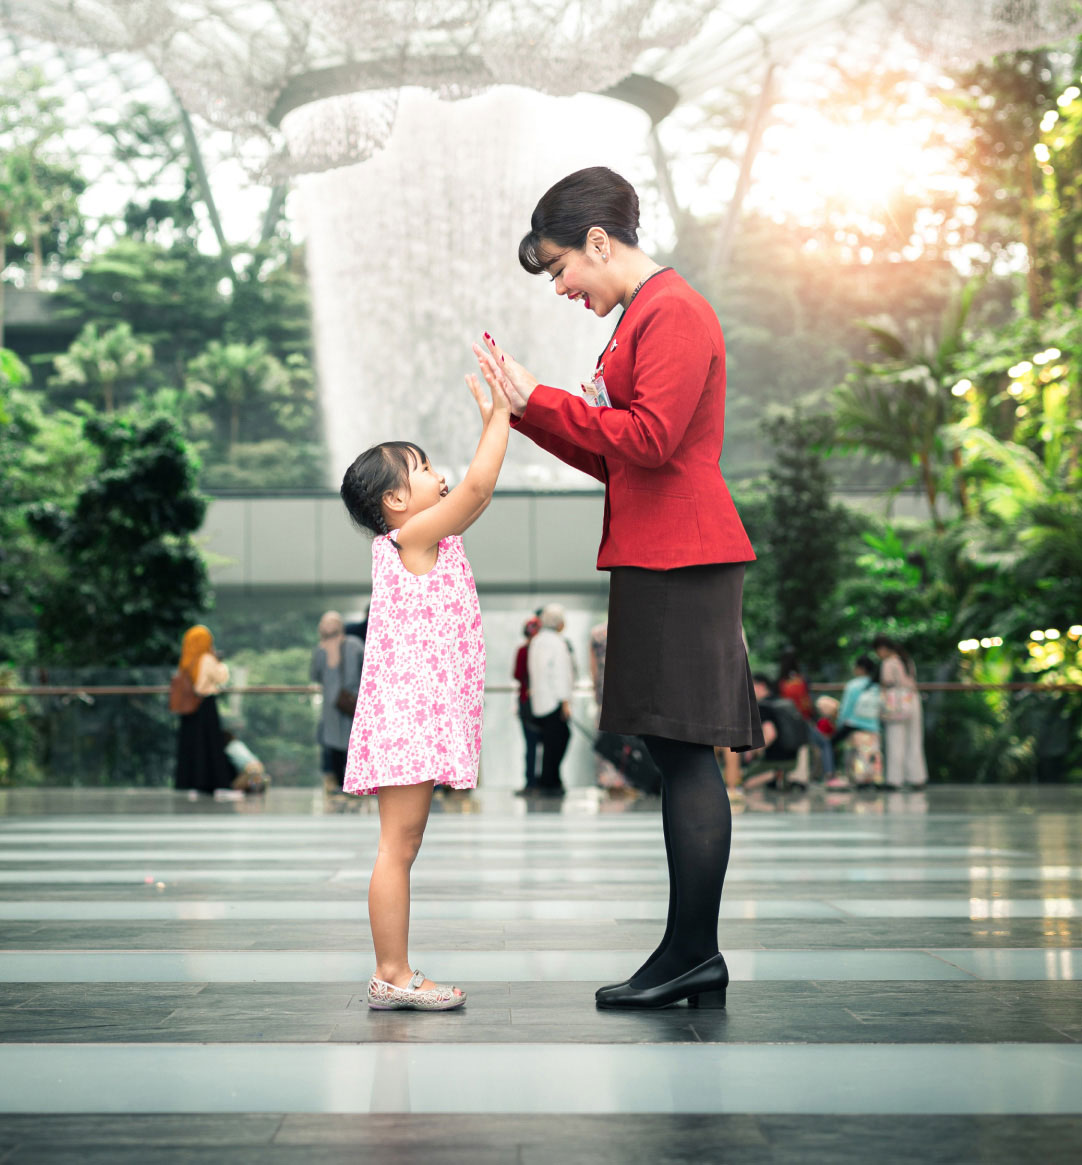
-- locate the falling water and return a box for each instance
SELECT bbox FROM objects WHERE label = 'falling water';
[289,86,652,487]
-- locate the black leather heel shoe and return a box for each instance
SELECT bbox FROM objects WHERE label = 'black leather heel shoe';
[595,954,729,1010]
[594,980,630,1002]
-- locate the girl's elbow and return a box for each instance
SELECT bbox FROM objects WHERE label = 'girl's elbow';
[467,480,493,507]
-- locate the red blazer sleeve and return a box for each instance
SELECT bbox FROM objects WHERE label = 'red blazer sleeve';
[510,412,606,482]
[517,301,710,469]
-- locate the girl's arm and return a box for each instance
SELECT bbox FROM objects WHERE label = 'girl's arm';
[396,374,509,566]
[453,492,492,534]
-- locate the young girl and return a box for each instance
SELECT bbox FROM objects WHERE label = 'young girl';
[338,372,510,1011]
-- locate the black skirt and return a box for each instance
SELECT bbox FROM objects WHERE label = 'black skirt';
[600,563,764,750]
[174,695,235,793]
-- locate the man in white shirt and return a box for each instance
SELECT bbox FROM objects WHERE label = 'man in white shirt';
[527,603,573,796]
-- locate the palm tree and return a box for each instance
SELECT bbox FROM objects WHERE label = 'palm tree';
[832,281,981,529]
[49,322,153,413]
[184,340,288,450]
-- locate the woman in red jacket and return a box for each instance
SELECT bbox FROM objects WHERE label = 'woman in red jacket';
[474,166,762,1010]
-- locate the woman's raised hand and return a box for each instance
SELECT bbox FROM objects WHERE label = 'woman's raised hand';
[473,334,537,416]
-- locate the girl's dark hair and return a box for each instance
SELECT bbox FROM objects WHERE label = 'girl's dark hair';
[340,441,427,537]
[872,634,915,676]
[855,654,879,680]
[518,166,640,275]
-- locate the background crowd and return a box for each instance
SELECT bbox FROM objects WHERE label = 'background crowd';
[169,613,930,800]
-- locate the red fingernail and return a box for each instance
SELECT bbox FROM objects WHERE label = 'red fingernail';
[484,332,490,340]
[501,355,505,362]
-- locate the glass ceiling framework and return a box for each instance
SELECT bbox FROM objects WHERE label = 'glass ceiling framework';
[2,0,1080,177]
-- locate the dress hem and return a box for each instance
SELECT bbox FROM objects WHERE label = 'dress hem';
[599,710,765,751]
[344,777,478,796]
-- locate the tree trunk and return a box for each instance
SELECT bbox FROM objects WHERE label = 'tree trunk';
[918,449,942,531]
[1021,157,1043,319]
[951,446,970,515]
[0,235,6,351]
[30,226,44,290]
[230,402,239,449]
[104,381,115,414]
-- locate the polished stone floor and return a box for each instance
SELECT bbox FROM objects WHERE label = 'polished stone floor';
[1,784,1081,1163]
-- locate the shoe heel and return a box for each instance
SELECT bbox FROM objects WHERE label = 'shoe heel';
[689,988,727,1009]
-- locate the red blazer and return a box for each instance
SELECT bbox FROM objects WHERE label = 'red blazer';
[511,268,754,571]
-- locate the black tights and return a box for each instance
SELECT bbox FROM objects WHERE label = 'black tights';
[630,735,732,989]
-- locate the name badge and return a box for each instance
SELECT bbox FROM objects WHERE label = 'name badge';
[582,368,612,408]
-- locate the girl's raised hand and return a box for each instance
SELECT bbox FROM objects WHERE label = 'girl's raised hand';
[465,372,493,424]
[475,334,537,416]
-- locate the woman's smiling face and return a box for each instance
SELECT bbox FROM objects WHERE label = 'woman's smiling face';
[543,241,618,317]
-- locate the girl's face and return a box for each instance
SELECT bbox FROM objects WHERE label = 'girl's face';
[543,242,618,317]
[404,452,448,513]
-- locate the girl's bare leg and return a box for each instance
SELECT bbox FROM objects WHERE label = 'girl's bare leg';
[370,781,453,992]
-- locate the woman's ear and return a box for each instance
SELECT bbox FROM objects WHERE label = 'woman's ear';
[585,226,610,259]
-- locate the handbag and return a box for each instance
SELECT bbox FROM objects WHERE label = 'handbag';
[880,685,916,723]
[852,682,883,723]
[334,651,358,718]
[169,669,202,716]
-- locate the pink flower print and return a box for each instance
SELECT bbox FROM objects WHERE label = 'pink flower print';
[344,532,483,795]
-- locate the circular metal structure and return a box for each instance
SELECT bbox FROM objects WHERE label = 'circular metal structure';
[3,1,1081,485]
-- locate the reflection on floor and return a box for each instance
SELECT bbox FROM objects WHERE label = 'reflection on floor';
[1,784,1081,1162]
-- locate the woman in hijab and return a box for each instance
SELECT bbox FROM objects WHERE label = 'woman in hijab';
[311,611,365,793]
[173,624,233,794]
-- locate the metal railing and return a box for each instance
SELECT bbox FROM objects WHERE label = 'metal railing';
[2,679,1080,787]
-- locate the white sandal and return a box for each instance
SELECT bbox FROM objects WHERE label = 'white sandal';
[367,970,466,1011]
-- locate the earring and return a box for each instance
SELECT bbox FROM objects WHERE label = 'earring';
[603,253,609,262]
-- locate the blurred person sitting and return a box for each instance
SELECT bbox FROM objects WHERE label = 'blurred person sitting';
[777,649,835,782]
[528,603,574,797]
[830,654,884,789]
[222,731,270,795]
[172,624,233,795]
[742,674,811,790]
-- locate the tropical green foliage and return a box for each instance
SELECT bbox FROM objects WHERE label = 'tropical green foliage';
[25,412,209,667]
[49,321,154,414]
[759,408,854,670]
[831,281,982,527]
[0,68,85,289]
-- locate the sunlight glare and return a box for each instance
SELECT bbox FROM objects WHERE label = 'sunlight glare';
[754,108,972,251]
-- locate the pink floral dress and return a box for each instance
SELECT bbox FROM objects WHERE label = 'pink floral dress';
[343,531,485,795]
